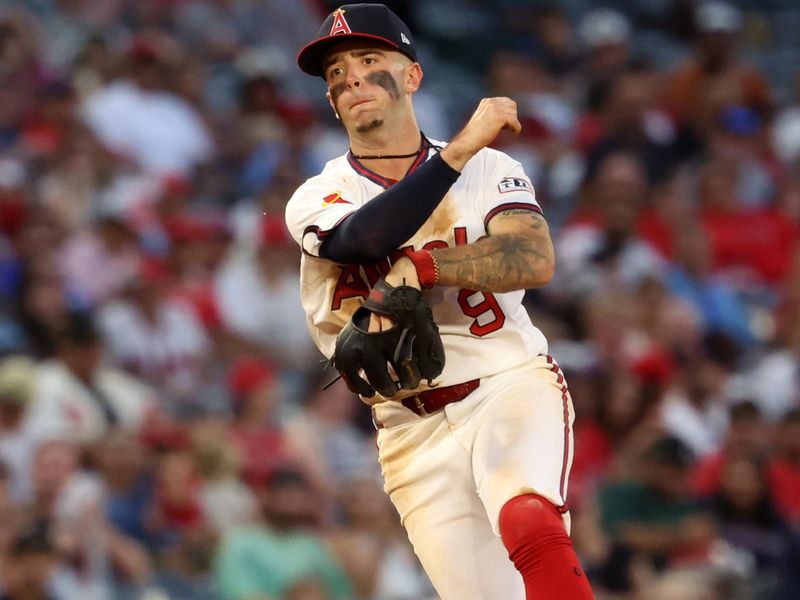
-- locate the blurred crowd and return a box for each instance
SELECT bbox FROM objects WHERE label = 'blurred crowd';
[0,0,799,599]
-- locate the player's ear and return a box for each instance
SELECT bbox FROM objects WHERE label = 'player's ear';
[326,90,341,120]
[405,63,423,93]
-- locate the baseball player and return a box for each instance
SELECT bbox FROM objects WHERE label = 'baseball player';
[286,4,594,599]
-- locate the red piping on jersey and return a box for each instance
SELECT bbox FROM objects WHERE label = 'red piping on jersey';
[347,136,432,189]
[303,224,332,239]
[483,202,543,230]
[547,354,571,506]
[301,213,355,256]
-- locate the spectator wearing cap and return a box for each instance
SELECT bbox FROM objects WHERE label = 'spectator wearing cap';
[577,9,631,81]
[163,212,231,333]
[214,467,353,600]
[595,435,717,593]
[666,1,772,140]
[226,356,300,491]
[710,105,783,208]
[26,313,158,443]
[191,421,259,534]
[0,355,39,503]
[97,257,212,412]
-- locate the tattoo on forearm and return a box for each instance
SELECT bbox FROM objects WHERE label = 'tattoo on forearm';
[431,212,554,292]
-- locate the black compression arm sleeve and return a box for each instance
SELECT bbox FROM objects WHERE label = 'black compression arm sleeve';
[319,153,460,264]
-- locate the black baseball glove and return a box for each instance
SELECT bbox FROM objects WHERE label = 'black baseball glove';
[333,279,445,397]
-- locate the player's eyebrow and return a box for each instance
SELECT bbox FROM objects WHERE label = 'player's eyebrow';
[323,48,386,72]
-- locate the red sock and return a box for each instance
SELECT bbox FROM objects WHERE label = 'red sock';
[499,494,594,599]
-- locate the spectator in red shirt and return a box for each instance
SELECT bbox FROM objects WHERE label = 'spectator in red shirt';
[226,356,296,490]
[698,158,798,286]
[768,408,800,525]
[692,401,768,498]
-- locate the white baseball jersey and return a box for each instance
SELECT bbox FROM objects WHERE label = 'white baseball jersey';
[287,139,577,600]
[285,138,548,399]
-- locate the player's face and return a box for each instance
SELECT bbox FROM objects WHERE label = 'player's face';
[322,40,417,133]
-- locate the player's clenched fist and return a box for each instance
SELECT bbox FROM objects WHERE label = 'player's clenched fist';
[441,97,522,171]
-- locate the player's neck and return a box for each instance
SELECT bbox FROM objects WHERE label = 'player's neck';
[348,116,423,181]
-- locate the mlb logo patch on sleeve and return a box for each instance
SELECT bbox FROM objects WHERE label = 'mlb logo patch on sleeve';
[498,177,533,195]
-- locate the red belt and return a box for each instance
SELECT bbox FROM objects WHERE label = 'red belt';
[401,379,480,416]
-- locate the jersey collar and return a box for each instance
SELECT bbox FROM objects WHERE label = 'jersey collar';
[347,134,432,189]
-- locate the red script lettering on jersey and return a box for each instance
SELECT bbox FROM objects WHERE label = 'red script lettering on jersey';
[330,230,507,337]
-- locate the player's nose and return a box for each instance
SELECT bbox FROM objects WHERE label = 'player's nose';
[343,64,363,88]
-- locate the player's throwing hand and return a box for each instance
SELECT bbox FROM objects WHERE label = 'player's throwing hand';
[441,97,522,171]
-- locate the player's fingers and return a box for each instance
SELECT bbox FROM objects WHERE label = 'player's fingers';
[368,313,395,332]
[339,365,375,397]
[368,312,382,332]
[413,332,446,381]
[509,117,522,135]
[394,359,421,390]
[361,353,398,397]
[393,354,422,391]
[392,328,421,390]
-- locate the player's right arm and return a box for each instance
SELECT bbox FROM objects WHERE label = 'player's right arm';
[431,210,555,292]
[288,98,521,266]
[382,97,554,294]
[383,209,555,294]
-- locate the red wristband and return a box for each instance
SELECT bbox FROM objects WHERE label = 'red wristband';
[406,249,439,288]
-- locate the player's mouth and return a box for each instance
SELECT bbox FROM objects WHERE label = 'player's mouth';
[350,98,374,109]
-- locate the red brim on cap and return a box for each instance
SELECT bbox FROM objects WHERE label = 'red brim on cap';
[297,33,406,77]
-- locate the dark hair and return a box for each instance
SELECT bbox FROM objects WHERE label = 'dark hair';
[55,312,100,347]
[9,521,53,556]
[266,467,310,491]
[729,400,761,422]
[713,454,782,527]
[702,331,740,370]
[644,434,694,469]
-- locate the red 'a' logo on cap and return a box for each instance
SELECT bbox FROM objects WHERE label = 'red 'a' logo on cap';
[329,8,352,36]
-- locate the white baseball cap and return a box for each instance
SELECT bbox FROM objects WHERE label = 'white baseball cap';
[695,1,743,33]
[578,9,631,48]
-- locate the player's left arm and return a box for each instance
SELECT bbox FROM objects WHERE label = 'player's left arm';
[384,209,555,293]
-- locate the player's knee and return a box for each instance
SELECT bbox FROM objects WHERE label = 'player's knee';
[498,493,568,551]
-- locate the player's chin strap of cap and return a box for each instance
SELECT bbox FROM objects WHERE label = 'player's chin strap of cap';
[405,249,439,288]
